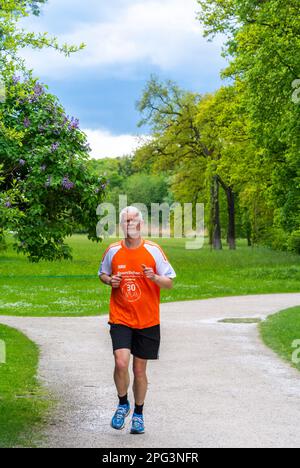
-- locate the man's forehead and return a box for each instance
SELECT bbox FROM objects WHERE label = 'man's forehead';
[123,212,139,221]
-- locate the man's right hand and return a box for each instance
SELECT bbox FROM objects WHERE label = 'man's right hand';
[111,273,122,289]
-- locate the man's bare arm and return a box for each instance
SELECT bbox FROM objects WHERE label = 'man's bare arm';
[153,275,174,290]
[142,264,174,290]
[99,273,112,286]
[100,273,122,288]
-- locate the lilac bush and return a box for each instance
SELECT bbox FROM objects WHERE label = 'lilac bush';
[0,76,107,262]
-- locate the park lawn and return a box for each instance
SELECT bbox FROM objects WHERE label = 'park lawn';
[0,324,50,447]
[0,235,299,317]
[260,307,300,373]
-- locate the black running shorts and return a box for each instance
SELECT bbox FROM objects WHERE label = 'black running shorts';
[109,322,160,360]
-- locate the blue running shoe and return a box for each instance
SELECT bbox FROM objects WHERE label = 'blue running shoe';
[111,403,130,430]
[130,413,145,434]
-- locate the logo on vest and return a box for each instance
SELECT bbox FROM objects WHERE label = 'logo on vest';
[121,279,141,302]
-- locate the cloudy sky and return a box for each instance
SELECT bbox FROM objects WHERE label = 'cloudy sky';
[20,0,226,158]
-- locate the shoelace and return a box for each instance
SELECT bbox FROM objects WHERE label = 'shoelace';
[132,416,144,429]
[115,406,128,420]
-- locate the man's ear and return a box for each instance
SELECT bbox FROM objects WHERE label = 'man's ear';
[139,219,145,231]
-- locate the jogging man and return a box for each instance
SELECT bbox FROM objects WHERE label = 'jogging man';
[99,206,176,434]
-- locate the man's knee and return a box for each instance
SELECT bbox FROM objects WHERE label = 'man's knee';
[133,362,147,379]
[114,350,130,373]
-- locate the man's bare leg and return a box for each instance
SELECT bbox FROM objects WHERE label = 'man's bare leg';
[113,348,131,397]
[132,356,148,405]
[111,349,131,430]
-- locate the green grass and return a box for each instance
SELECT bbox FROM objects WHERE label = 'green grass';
[0,324,51,447]
[0,235,299,317]
[260,307,300,372]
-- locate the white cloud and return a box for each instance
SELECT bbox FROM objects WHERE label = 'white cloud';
[20,0,224,78]
[83,128,150,159]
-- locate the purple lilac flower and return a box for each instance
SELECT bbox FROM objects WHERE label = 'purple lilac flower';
[12,76,21,85]
[34,83,44,97]
[5,201,12,208]
[40,164,47,172]
[51,142,60,152]
[68,117,80,130]
[19,159,26,166]
[23,117,30,128]
[62,176,75,190]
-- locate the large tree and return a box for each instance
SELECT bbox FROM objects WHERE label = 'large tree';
[197,0,300,251]
[135,76,217,243]
[194,84,275,249]
[136,76,243,249]
[0,0,106,261]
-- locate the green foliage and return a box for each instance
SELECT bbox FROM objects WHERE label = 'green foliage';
[88,156,171,212]
[288,230,300,255]
[0,75,107,262]
[0,0,85,69]
[0,163,26,251]
[135,54,299,251]
[26,0,48,16]
[197,0,300,248]
[135,76,206,199]
[123,173,170,209]
[135,77,255,245]
[0,0,107,262]
[88,155,136,182]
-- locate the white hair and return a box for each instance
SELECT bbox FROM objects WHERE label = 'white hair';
[119,206,144,224]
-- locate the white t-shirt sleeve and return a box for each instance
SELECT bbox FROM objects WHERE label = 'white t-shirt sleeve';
[155,249,177,279]
[98,250,112,276]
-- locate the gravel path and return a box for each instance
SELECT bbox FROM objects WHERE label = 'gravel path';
[1,293,300,448]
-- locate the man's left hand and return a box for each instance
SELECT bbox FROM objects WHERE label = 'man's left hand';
[142,264,156,281]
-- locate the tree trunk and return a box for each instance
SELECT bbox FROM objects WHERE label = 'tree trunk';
[217,176,236,250]
[246,223,252,246]
[226,186,236,250]
[210,176,222,250]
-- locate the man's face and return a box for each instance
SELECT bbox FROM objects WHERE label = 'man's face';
[121,212,142,239]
